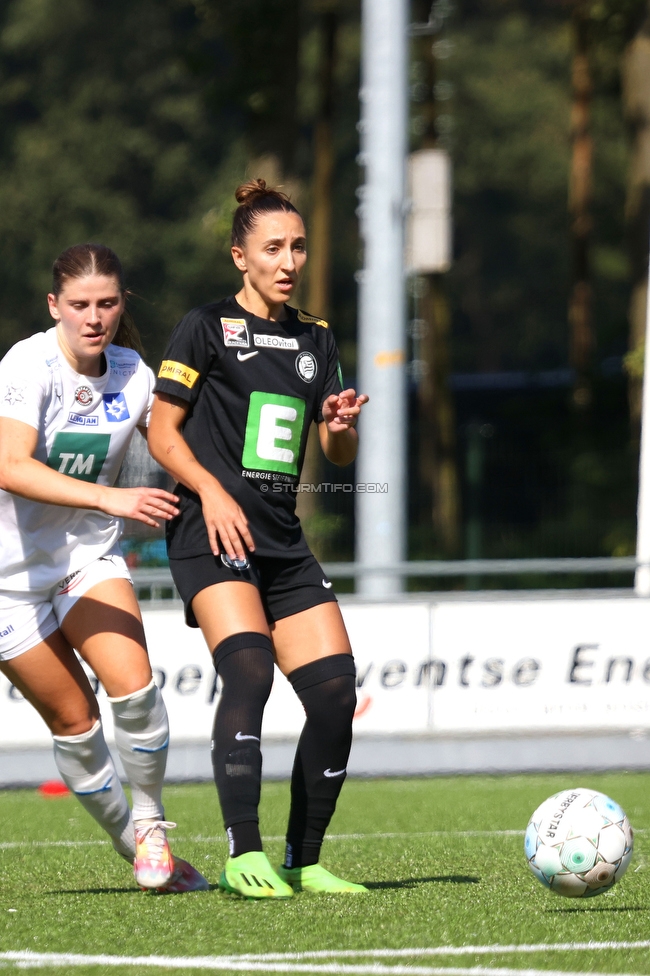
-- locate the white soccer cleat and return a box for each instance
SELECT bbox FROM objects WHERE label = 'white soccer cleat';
[133,820,176,889]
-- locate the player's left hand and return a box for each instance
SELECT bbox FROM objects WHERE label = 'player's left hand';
[322,389,369,434]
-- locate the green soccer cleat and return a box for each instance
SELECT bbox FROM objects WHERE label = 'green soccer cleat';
[277,863,369,893]
[219,851,294,899]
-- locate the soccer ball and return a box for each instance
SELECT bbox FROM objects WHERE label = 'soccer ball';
[524,788,633,898]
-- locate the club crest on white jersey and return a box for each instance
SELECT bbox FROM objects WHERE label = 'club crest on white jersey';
[221,318,250,348]
[102,392,130,422]
[74,385,93,405]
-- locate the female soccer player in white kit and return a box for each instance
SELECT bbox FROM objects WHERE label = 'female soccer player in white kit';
[0,243,207,893]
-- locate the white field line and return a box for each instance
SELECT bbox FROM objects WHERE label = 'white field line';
[2,828,648,849]
[0,830,527,850]
[192,831,526,843]
[0,956,645,976]
[232,943,650,959]
[330,832,524,840]
[1,944,650,973]
[0,840,111,850]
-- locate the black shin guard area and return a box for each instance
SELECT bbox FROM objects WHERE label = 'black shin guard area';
[211,633,274,857]
[285,654,357,868]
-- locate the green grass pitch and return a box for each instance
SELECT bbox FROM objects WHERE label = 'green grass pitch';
[0,772,648,974]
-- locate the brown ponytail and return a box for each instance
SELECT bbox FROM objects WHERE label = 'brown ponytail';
[112,306,145,356]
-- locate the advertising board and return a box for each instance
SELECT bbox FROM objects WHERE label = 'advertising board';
[0,596,647,748]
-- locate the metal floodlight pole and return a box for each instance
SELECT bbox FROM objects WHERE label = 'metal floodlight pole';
[635,222,650,596]
[355,0,409,597]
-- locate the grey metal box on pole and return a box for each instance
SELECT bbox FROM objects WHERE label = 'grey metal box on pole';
[355,0,409,596]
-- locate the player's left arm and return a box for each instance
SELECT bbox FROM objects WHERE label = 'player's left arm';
[318,389,369,466]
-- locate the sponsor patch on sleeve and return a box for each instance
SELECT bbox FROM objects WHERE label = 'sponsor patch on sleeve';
[298,310,328,328]
[158,360,200,389]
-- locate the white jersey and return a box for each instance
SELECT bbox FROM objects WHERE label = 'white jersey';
[0,328,154,591]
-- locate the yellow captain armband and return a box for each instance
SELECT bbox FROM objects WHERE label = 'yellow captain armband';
[158,360,200,389]
[298,310,328,329]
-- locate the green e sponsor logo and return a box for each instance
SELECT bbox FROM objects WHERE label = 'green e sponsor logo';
[47,433,111,482]
[242,392,306,476]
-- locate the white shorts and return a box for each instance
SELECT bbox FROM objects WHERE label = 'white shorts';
[0,549,133,662]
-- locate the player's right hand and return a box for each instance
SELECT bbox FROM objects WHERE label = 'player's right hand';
[99,487,180,528]
[198,482,255,561]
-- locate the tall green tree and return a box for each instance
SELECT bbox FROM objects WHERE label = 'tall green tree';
[622,2,650,429]
[447,4,631,379]
[0,0,318,366]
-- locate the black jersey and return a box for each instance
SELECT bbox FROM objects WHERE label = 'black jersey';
[154,296,343,557]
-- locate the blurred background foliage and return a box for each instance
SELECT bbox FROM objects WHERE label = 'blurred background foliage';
[0,0,647,578]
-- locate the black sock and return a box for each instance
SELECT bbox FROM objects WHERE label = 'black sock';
[284,655,357,868]
[226,820,263,858]
[210,632,274,858]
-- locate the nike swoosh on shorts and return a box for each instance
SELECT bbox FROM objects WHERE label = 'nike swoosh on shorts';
[237,350,259,361]
[235,731,260,741]
[323,768,346,778]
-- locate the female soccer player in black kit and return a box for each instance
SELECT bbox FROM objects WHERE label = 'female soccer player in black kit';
[149,179,369,898]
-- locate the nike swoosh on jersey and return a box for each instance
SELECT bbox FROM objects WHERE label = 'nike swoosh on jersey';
[237,350,259,361]
[322,579,333,589]
[323,767,346,778]
[235,731,260,741]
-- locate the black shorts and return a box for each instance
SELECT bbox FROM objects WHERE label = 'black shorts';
[169,551,338,628]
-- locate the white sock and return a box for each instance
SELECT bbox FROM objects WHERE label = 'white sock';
[108,678,168,823]
[52,720,134,859]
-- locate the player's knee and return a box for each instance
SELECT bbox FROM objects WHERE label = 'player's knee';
[319,674,357,724]
[104,669,155,701]
[213,633,275,697]
[49,710,99,739]
[288,654,357,723]
[335,674,357,720]
[108,677,165,725]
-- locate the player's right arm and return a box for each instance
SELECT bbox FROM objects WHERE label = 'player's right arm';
[0,417,179,529]
[148,392,254,562]
[150,309,254,561]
